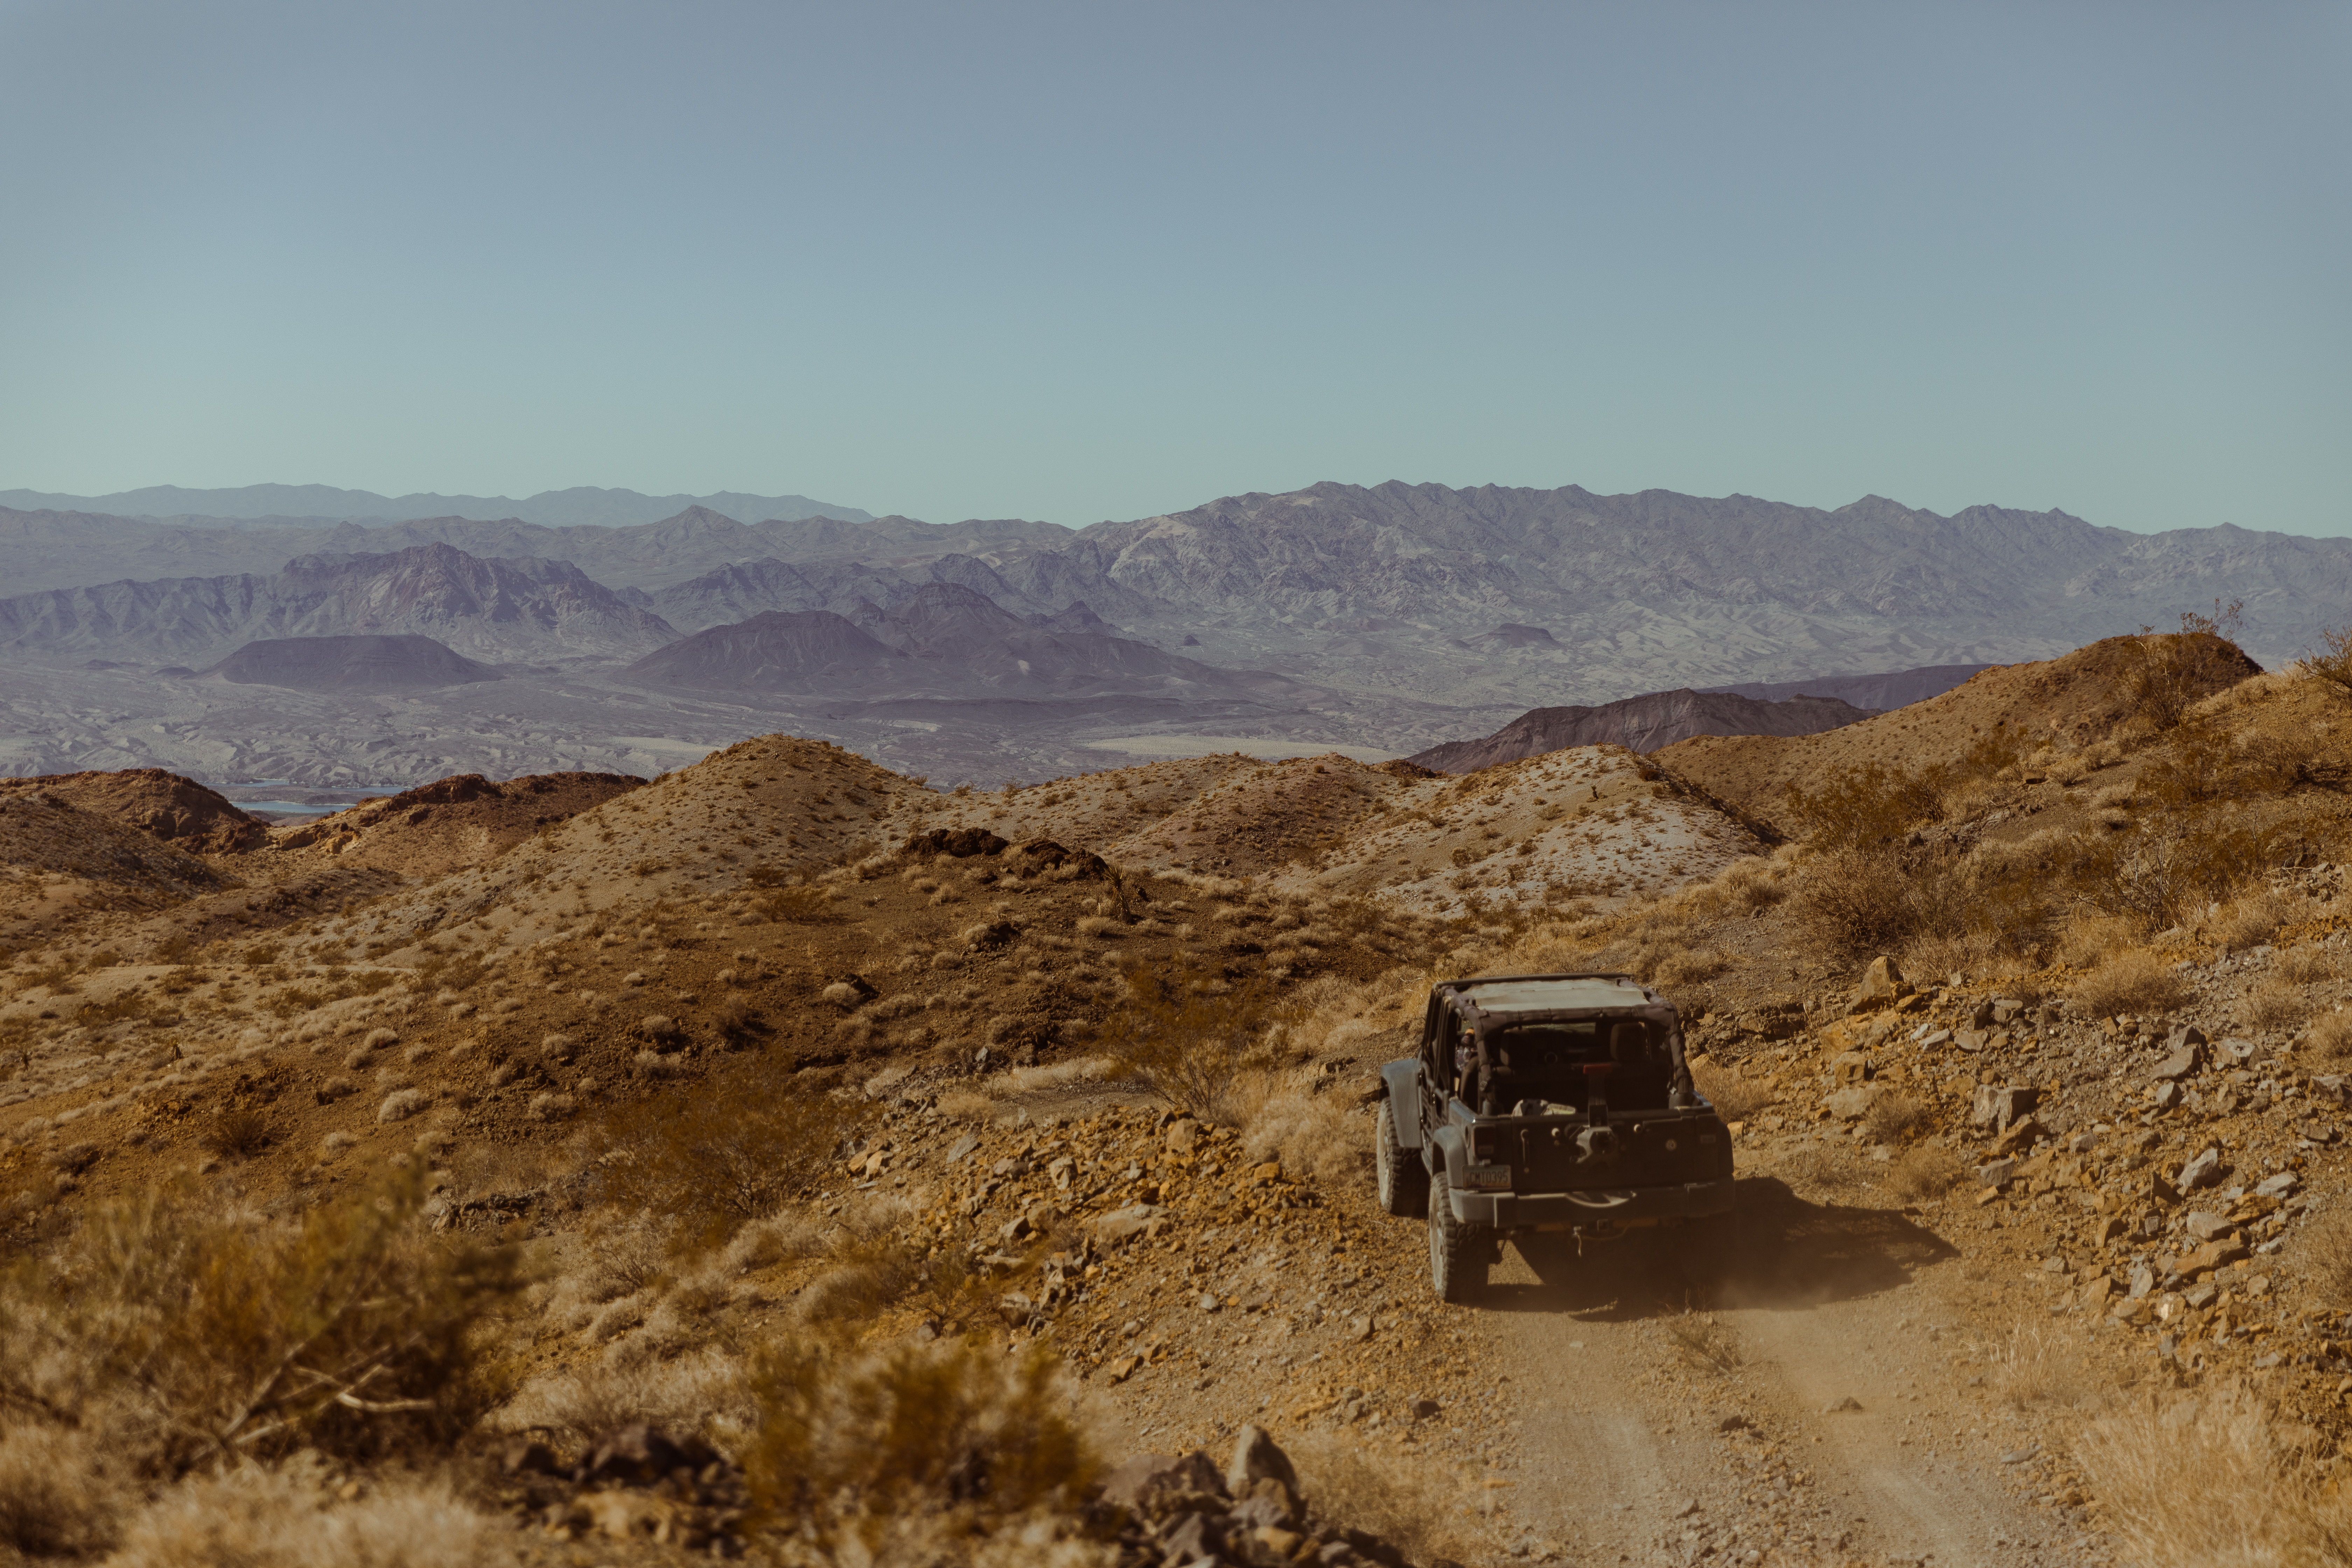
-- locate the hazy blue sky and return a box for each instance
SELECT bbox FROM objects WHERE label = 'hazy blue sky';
[2,2,2344,532]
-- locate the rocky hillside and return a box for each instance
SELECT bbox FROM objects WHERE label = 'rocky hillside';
[1407,688,1874,773]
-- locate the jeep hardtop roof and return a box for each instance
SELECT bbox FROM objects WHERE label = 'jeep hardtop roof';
[1435,973,1664,1018]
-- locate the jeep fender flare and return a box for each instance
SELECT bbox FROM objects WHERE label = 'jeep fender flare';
[1428,1122,1470,1186]
[1381,1060,1423,1147]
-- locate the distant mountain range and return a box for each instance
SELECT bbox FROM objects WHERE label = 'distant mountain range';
[0,542,676,664]
[0,483,872,528]
[1407,688,1876,773]
[1696,664,1993,711]
[627,582,1276,702]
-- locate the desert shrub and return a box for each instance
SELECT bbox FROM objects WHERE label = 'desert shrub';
[1863,1092,1930,1144]
[1785,848,1964,963]
[1227,1072,1366,1187]
[2200,888,2307,954]
[594,1073,866,1241]
[1105,963,1287,1119]
[1888,1144,1966,1204]
[1775,1142,1865,1195]
[2304,622,2352,699]
[2075,1385,2351,1568]
[1285,1432,1473,1567]
[2121,604,2252,731]
[2246,976,2309,1032]
[2070,949,2192,1019]
[376,1088,428,1123]
[2056,912,2141,971]
[1784,763,1945,849]
[1690,1059,1769,1123]
[199,1107,273,1160]
[2308,1013,2352,1061]
[500,1346,752,1443]
[0,1170,521,1475]
[743,1341,1095,1552]
[1651,949,1727,988]
[0,1420,120,1558]
[107,1460,500,1568]
[2278,943,2340,986]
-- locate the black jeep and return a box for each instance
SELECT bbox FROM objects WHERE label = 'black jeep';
[1374,973,1734,1300]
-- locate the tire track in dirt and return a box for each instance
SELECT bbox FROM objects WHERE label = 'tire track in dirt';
[1473,1178,2085,1566]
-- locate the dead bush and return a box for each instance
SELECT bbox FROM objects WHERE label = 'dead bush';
[1228,1072,1366,1187]
[594,1071,866,1242]
[2200,887,2304,954]
[1105,962,1286,1119]
[499,1346,752,1443]
[2070,948,2192,1019]
[2075,1385,2352,1567]
[2121,604,2253,731]
[1786,847,1960,963]
[1775,1141,1865,1196]
[742,1342,1096,1551]
[2278,943,2340,986]
[2303,622,2352,700]
[1863,1092,1930,1144]
[0,1170,521,1475]
[1888,1144,1967,1204]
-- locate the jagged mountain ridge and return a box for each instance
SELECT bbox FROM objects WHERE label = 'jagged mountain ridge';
[1698,663,1994,711]
[1406,688,1876,774]
[0,542,679,663]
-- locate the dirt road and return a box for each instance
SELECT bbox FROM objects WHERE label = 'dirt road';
[1474,1176,2107,1566]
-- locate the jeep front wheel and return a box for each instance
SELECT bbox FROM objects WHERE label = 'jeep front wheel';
[1375,1100,1428,1217]
[1427,1166,1486,1303]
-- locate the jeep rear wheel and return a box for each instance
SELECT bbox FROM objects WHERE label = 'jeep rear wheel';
[1376,1100,1428,1217]
[1427,1166,1486,1303]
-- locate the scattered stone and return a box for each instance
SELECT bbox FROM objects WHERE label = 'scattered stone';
[1166,1120,1201,1156]
[2255,1172,2301,1199]
[2184,1212,2234,1243]
[1855,956,1904,1008]
[1101,1450,1228,1508]
[1822,1396,1862,1413]
[1226,1424,1300,1499]
[2177,1147,2224,1190]
[1991,1115,2041,1155]
[1971,1084,2039,1132]
[1825,1086,1879,1121]
[2152,1047,2201,1082]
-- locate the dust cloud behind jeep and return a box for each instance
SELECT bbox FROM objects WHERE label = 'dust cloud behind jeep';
[1372,973,1734,1301]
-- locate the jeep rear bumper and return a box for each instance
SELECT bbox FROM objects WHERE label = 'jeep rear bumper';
[1446,1180,1731,1229]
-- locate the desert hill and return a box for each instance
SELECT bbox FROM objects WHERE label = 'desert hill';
[0,766,267,853]
[1657,633,2265,832]
[267,770,644,879]
[1407,688,1874,773]
[206,633,504,691]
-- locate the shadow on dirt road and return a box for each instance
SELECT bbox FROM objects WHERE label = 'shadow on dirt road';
[1475,1175,1960,1320]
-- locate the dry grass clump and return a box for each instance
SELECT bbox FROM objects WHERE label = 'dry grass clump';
[2199,888,2302,953]
[107,1460,500,1568]
[500,1346,752,1443]
[0,1170,520,1475]
[1105,964,1283,1120]
[1689,1059,1770,1123]
[2075,1386,2350,1568]
[198,1107,273,1160]
[1650,949,1728,988]
[2277,943,2341,986]
[2245,975,2310,1032]
[376,1088,428,1123]
[1775,1141,1866,1196]
[2070,948,2192,1018]
[1988,1322,2087,1411]
[2294,1206,2352,1308]
[1660,1310,1742,1376]
[2306,1013,2352,1062]
[2056,911,2141,970]
[1784,848,1946,964]
[741,1342,1096,1552]
[1228,1072,1366,1187]
[1284,1432,1473,1567]
[1887,1144,1967,1204]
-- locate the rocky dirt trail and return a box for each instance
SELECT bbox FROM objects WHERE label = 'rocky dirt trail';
[1454,1174,2093,1568]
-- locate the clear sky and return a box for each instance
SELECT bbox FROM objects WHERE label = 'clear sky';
[1,2,2344,533]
